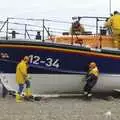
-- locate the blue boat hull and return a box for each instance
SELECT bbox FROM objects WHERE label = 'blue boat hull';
[0,41,120,74]
[0,41,120,93]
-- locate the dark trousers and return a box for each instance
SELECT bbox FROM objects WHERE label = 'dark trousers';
[2,85,8,98]
[84,74,98,94]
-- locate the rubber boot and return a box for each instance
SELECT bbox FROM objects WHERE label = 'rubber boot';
[86,93,92,101]
[24,89,28,97]
[27,88,32,97]
[24,88,32,101]
[16,92,22,103]
[25,88,32,96]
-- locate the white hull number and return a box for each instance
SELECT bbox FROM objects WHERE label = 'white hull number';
[29,55,60,68]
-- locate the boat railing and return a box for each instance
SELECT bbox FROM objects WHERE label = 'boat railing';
[0,16,112,48]
[0,17,71,41]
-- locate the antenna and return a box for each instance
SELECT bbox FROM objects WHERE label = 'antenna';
[109,0,111,15]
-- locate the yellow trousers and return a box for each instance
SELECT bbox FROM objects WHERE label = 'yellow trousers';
[112,29,120,49]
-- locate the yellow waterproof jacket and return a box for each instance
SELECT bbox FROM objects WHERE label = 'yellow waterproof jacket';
[16,60,28,84]
[89,67,99,77]
[105,14,120,29]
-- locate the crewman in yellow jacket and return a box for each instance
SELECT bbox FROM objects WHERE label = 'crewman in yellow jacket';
[104,11,120,49]
[16,56,32,102]
[84,62,99,97]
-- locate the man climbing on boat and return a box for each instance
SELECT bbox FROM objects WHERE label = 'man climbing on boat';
[104,11,120,49]
[83,62,99,98]
[16,56,32,102]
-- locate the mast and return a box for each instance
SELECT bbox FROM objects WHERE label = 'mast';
[109,0,111,15]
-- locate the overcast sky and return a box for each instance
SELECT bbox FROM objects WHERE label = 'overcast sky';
[0,0,119,37]
[0,0,119,21]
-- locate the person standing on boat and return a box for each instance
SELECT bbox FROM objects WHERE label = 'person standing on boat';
[16,56,32,102]
[83,62,99,98]
[35,31,41,40]
[70,17,85,35]
[104,14,113,35]
[104,11,120,49]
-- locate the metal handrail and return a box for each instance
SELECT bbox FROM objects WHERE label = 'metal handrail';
[0,16,108,44]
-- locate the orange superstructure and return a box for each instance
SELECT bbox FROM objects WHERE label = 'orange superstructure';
[52,35,112,48]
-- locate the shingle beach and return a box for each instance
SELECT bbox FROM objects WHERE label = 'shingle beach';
[0,94,120,120]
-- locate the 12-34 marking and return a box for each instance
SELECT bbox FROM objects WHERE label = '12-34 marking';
[29,54,60,68]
